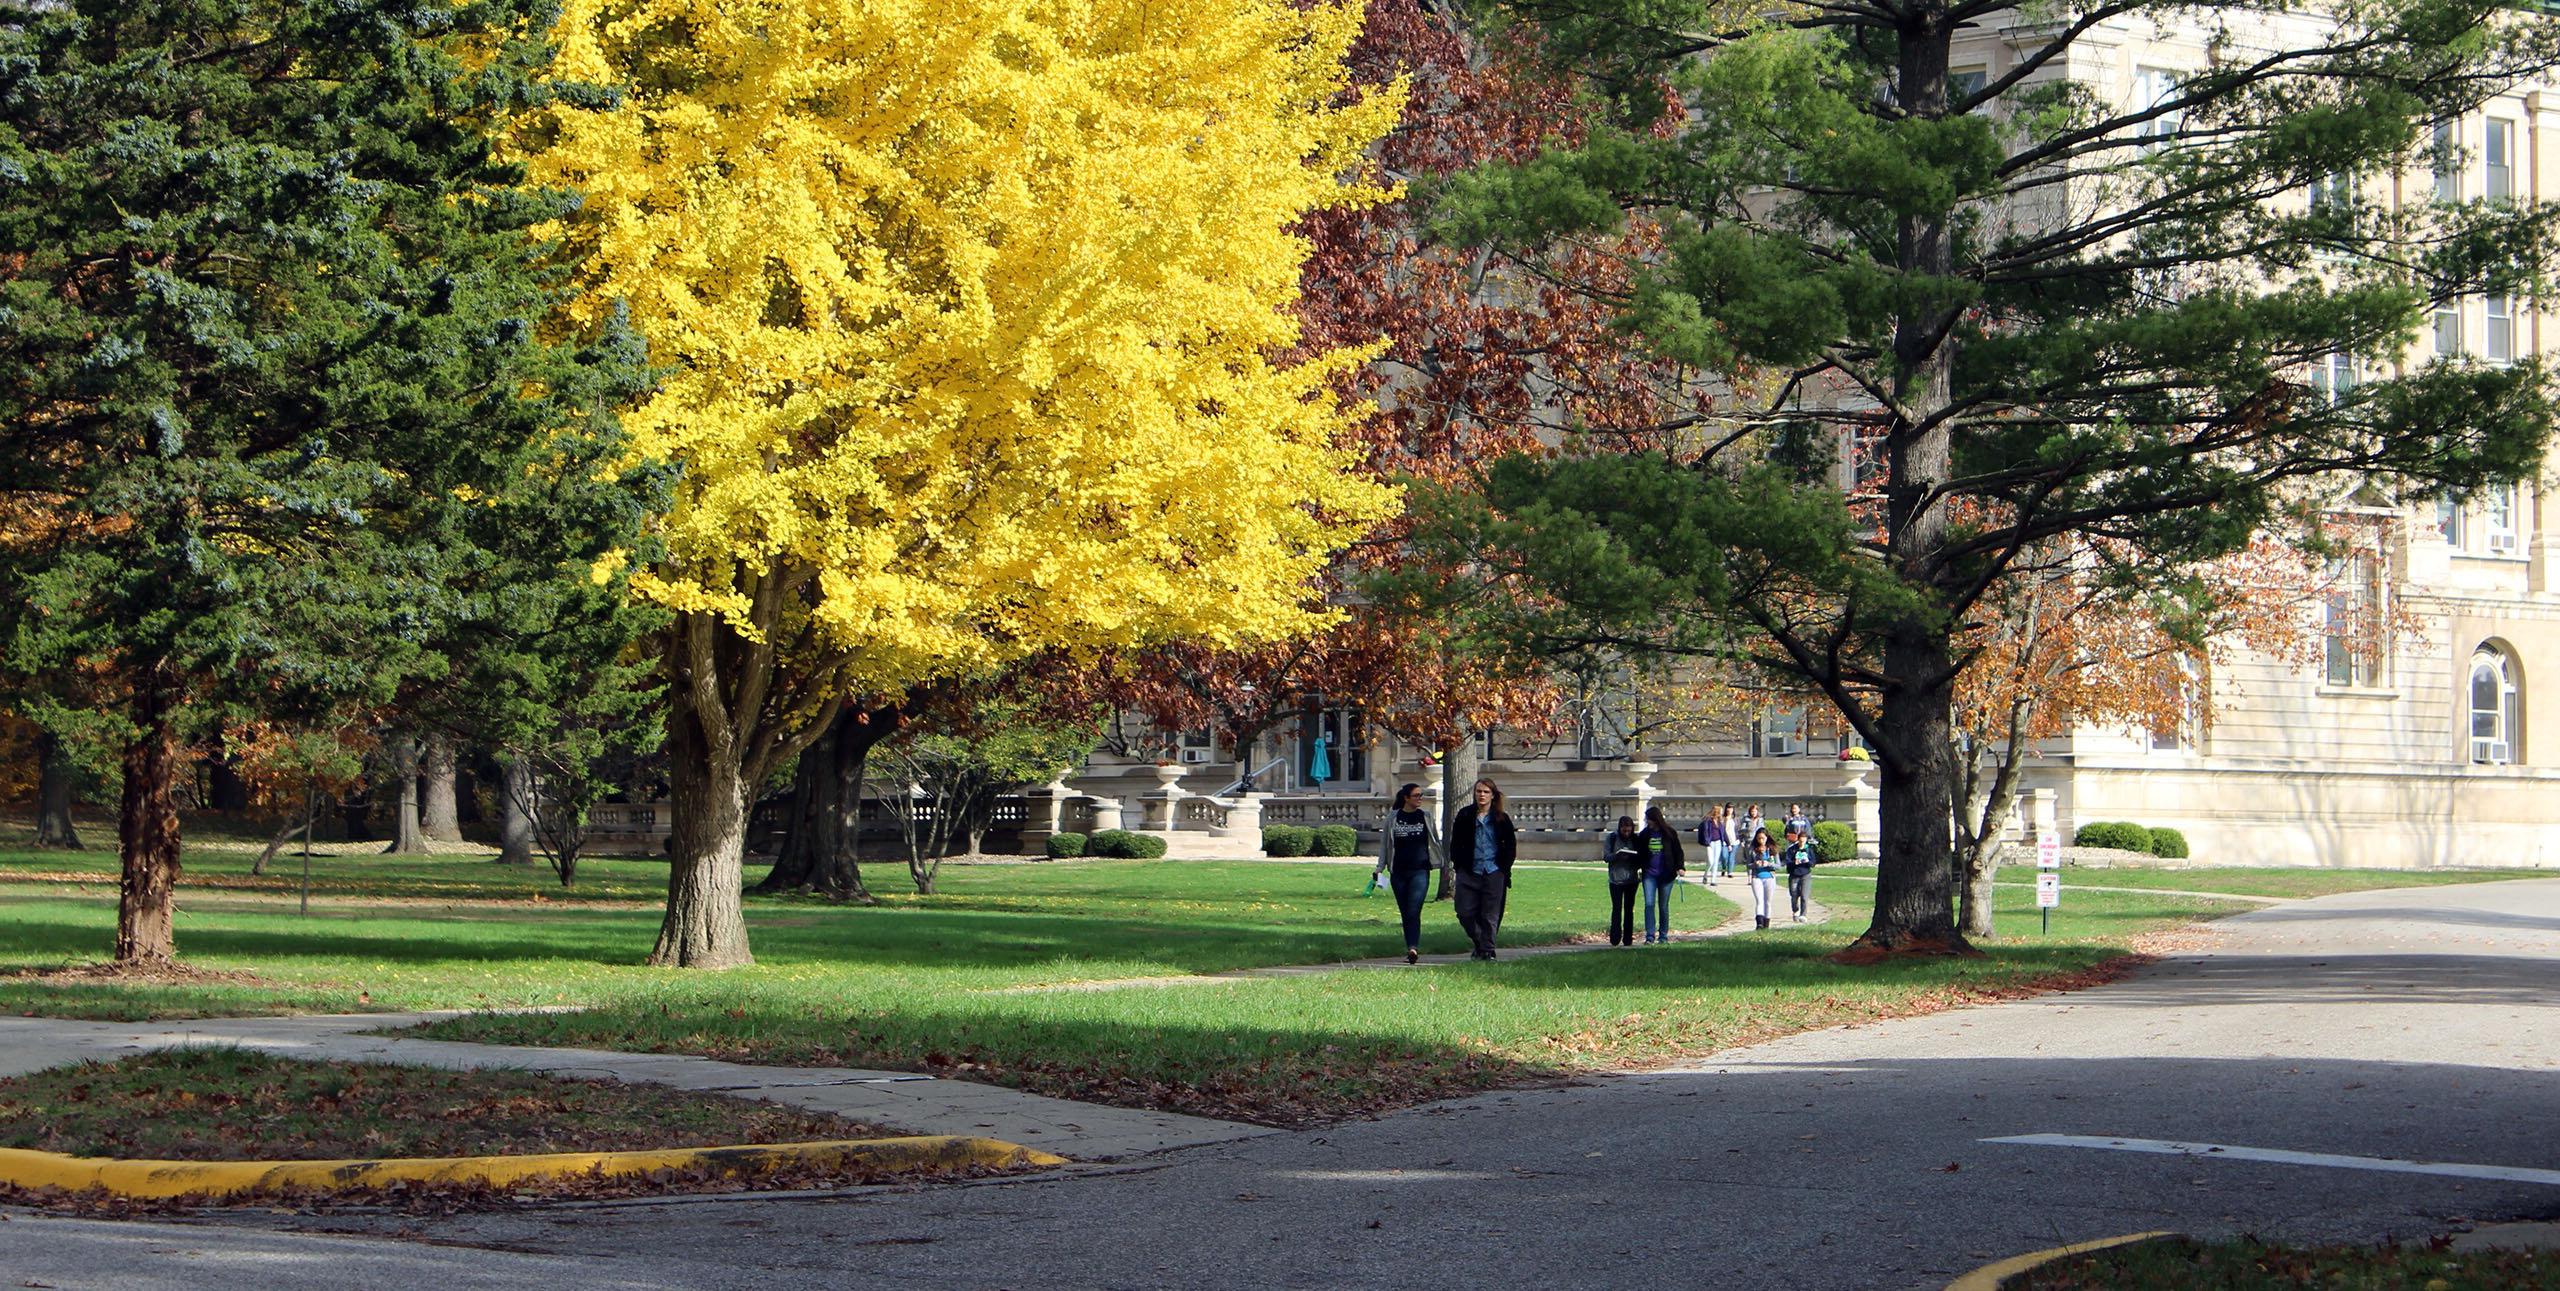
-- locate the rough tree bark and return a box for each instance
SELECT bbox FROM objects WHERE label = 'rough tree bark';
[1954,689,2036,941]
[34,729,82,850]
[495,756,537,866]
[655,692,753,966]
[758,703,899,901]
[114,673,182,964]
[380,733,429,855]
[419,734,463,842]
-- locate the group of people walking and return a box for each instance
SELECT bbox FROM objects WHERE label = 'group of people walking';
[1374,781,1826,962]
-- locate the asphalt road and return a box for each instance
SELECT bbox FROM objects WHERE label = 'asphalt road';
[9,879,2558,1290]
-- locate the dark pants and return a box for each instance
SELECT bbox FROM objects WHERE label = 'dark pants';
[1391,867,1432,951]
[1607,881,1638,945]
[1454,869,1508,957]
[1788,871,1812,918]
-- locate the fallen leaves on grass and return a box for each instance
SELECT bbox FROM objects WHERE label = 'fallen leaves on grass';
[5,962,275,989]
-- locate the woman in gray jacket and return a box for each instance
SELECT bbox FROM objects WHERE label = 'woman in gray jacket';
[1375,783,1443,963]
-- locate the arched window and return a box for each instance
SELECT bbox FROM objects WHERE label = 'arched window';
[2469,646,2521,765]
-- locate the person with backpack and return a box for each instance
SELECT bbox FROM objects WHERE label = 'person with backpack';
[1375,782,1443,964]
[1741,827,1780,930]
[1638,804,1687,944]
[1602,815,1644,947]
[1696,805,1732,882]
[1781,823,1819,922]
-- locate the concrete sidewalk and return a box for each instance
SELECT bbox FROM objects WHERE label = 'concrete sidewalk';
[0,1012,1274,1161]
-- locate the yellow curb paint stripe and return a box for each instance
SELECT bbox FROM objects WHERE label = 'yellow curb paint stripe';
[1944,1231,2180,1291]
[0,1135,1067,1200]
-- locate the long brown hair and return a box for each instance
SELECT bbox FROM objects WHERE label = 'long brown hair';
[1472,777,1507,821]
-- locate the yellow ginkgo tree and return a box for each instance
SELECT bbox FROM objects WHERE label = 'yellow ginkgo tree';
[529,0,1403,965]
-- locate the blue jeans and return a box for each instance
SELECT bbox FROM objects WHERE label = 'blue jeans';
[1390,867,1432,951]
[1643,876,1676,942]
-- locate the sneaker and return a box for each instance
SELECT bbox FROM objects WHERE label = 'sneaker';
[1406,948,1420,965]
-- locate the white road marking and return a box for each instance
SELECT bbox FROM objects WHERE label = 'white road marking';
[1984,1134,2560,1187]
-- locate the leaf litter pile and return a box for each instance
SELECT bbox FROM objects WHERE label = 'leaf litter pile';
[0,1048,1025,1212]
[2013,1235,2552,1290]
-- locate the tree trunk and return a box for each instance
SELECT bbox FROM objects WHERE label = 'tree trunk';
[250,806,310,877]
[381,734,428,854]
[1955,695,2037,940]
[1435,726,1483,901]
[419,735,462,842]
[34,729,82,850]
[114,680,183,965]
[495,756,536,866]
[652,693,754,968]
[1855,632,1974,956]
[758,705,893,901]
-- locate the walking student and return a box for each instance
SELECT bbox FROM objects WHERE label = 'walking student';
[1639,805,1687,944]
[1376,783,1442,964]
[1603,815,1644,947]
[1450,778,1518,960]
[1696,805,1732,881]
[1781,823,1819,923]
[1738,804,1767,856]
[1742,827,1780,930]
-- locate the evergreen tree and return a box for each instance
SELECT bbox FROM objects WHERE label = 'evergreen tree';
[0,0,650,962]
[1423,0,2560,951]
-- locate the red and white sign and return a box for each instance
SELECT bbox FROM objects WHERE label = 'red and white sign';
[2036,872,2062,908]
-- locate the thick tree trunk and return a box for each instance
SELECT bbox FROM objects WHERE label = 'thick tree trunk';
[419,735,462,842]
[34,729,82,850]
[652,696,753,968]
[114,682,183,965]
[758,705,893,901]
[381,734,428,854]
[1855,633,1974,956]
[495,756,537,866]
[1435,726,1483,901]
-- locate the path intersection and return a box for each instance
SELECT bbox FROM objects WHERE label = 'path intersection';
[6,879,2557,1289]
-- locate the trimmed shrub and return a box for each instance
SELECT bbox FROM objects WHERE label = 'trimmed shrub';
[2073,820,2155,853]
[1261,825,1314,857]
[1310,824,1361,857]
[1044,832,1088,859]
[1119,832,1168,859]
[2147,826,2190,859]
[1087,829,1141,858]
[1811,819,1857,864]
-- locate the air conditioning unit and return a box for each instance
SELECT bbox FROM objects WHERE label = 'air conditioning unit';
[2489,530,2521,554]
[2473,738,2512,764]
[1178,747,1213,765]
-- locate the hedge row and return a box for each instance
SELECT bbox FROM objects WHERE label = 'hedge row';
[1259,824,1362,857]
[2070,821,2190,858]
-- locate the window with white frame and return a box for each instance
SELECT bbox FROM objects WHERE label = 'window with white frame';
[2439,489,2467,548]
[2134,68,2183,147]
[2485,482,2520,554]
[2149,654,2204,750]
[2486,294,2514,363]
[2433,120,2461,203]
[2308,171,2352,211]
[2321,547,2388,689]
[1950,67,1987,109]
[2486,119,2514,203]
[2469,645,2520,765]
[2309,351,2356,404]
[2434,302,2462,356]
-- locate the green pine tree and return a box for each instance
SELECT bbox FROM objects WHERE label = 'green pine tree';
[0,0,651,962]
[1420,0,2560,951]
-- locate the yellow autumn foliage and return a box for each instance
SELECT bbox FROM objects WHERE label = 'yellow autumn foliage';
[527,0,1404,690]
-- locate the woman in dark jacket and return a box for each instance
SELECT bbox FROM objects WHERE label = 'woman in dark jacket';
[1638,804,1686,944]
[1376,783,1443,963]
[1601,815,1644,946]
[1448,778,1518,960]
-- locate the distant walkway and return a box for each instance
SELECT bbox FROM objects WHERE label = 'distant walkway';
[990,876,1834,995]
[0,1013,1273,1162]
[1816,870,2288,904]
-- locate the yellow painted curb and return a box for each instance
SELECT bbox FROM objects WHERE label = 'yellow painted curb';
[0,1135,1068,1201]
[1945,1231,2181,1291]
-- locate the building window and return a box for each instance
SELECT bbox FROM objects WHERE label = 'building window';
[2309,171,2351,211]
[2485,482,2520,554]
[2149,654,2204,750]
[2440,489,2466,548]
[2486,294,2514,364]
[2433,120,2461,203]
[2485,119,2513,203]
[2134,67,2182,147]
[2310,352,2356,404]
[2469,646,2520,764]
[2434,303,2462,356]
[2322,549,2387,688]
[1950,67,1988,108]
[1294,707,1368,788]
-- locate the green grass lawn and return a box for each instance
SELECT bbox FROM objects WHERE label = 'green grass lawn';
[0,854,2250,1124]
